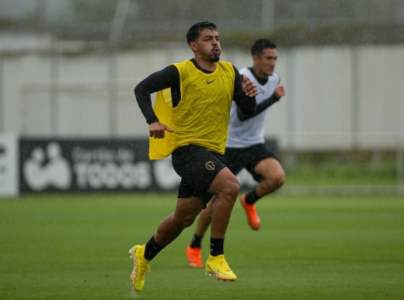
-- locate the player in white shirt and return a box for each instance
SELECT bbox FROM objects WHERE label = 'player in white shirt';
[186,39,286,268]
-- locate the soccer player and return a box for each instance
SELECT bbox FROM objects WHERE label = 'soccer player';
[130,21,258,292]
[185,39,286,268]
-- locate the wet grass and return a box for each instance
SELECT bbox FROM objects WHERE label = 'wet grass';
[285,162,399,186]
[1,194,403,299]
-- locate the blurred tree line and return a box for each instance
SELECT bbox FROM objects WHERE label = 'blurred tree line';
[0,0,403,47]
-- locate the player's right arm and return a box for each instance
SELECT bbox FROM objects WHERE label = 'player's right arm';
[232,66,257,115]
[134,66,178,137]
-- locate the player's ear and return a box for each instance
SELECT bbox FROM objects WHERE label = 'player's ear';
[189,41,198,52]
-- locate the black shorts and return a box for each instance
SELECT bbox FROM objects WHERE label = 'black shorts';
[224,143,279,183]
[172,145,226,206]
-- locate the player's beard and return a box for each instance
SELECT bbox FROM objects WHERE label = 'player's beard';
[258,65,273,77]
[210,47,221,62]
[210,55,220,62]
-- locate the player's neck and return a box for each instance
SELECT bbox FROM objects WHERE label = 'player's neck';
[194,57,217,72]
[252,66,268,79]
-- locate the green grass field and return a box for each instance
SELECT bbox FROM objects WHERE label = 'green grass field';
[285,162,399,186]
[1,193,404,300]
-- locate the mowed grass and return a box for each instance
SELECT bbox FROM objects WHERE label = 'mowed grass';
[1,193,404,300]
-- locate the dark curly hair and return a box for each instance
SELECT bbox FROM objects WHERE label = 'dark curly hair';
[186,21,217,44]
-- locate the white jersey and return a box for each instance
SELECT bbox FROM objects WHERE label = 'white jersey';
[226,67,280,148]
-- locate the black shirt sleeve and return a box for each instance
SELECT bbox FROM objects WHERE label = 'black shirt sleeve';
[236,93,280,121]
[134,65,180,125]
[232,65,256,116]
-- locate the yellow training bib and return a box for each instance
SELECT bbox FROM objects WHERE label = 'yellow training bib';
[149,60,235,160]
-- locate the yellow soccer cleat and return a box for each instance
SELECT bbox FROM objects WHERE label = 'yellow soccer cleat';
[205,254,237,282]
[185,245,204,267]
[128,245,150,292]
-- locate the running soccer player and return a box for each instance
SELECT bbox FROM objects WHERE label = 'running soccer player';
[129,21,258,292]
[186,38,286,268]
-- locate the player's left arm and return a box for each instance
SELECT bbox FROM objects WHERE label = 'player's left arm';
[237,85,285,121]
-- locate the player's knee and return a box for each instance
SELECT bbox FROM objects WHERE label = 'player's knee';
[182,218,196,228]
[220,178,240,201]
[179,214,197,228]
[275,171,285,188]
[262,169,285,190]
